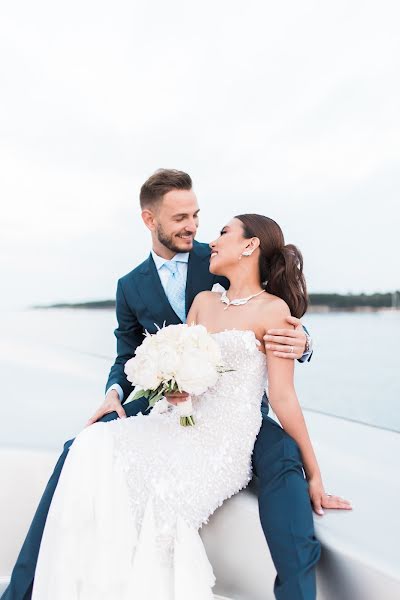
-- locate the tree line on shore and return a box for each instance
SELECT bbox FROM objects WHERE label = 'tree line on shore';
[308,292,399,309]
[35,291,400,310]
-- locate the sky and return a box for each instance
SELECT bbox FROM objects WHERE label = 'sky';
[0,0,399,310]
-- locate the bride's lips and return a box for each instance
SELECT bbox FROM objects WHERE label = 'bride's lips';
[210,252,218,260]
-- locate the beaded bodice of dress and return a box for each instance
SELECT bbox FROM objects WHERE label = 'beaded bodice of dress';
[30,330,269,600]
[111,329,268,534]
[188,329,268,424]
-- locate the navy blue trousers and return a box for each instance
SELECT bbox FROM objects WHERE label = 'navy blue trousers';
[2,401,320,600]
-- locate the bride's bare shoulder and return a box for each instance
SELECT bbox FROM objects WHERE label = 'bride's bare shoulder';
[192,290,220,306]
[258,293,291,325]
[187,291,220,323]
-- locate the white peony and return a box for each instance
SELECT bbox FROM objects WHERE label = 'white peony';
[174,349,219,395]
[124,350,162,391]
[123,323,231,426]
[180,325,222,366]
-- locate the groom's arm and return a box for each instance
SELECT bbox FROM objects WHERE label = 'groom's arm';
[298,324,313,363]
[105,278,145,404]
[264,316,313,363]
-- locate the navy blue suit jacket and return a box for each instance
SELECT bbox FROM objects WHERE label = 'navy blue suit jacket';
[105,240,312,404]
[105,241,229,403]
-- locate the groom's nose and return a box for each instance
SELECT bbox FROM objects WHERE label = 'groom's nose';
[185,220,197,234]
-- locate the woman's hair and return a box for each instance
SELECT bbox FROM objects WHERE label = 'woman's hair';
[235,213,308,318]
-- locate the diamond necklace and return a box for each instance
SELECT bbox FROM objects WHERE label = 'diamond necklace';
[220,288,265,310]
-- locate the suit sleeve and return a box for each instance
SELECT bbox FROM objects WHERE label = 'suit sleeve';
[105,278,145,403]
[298,323,313,363]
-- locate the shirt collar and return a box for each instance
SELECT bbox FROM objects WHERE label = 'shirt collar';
[151,249,189,271]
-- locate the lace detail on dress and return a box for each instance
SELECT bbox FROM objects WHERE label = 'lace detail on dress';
[31,330,267,600]
[108,330,267,566]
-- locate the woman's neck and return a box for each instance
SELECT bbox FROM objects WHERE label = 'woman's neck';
[226,271,264,299]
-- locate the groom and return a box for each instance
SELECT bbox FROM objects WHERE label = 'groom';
[4,169,319,600]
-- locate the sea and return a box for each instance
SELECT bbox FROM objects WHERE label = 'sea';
[0,308,399,451]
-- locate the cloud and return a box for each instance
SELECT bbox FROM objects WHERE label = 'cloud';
[0,0,399,308]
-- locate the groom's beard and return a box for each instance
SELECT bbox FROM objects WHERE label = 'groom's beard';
[156,224,195,253]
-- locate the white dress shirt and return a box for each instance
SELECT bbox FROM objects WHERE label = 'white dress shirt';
[150,249,189,294]
[106,250,190,403]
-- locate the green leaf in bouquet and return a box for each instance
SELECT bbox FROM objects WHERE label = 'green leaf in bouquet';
[164,379,178,394]
[148,389,166,408]
[124,388,149,404]
[130,388,151,401]
[180,415,195,426]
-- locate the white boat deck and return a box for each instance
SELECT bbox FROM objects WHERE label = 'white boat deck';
[0,312,399,598]
[1,409,399,600]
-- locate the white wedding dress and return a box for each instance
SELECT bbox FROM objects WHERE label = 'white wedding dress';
[31,330,267,600]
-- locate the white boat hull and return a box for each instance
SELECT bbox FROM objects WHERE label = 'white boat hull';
[1,410,400,599]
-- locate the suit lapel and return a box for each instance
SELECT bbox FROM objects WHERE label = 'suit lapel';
[137,254,182,325]
[137,243,214,326]
[185,242,214,310]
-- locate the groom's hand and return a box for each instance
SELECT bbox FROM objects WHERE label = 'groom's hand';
[263,316,306,359]
[85,389,127,427]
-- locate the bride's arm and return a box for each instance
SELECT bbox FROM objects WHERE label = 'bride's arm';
[265,308,322,483]
[263,299,351,515]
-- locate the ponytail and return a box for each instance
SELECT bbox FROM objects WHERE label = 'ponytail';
[263,244,308,318]
[235,214,308,318]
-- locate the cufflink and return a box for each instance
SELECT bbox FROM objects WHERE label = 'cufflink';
[305,333,313,353]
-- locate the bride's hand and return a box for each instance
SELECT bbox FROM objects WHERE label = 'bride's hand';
[164,391,190,406]
[308,476,353,516]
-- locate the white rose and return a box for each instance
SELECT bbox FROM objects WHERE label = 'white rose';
[155,323,186,345]
[157,345,180,379]
[174,350,218,395]
[124,349,161,390]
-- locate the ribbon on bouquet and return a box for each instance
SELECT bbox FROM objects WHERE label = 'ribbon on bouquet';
[137,393,196,427]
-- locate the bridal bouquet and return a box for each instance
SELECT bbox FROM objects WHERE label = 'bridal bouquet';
[124,324,230,426]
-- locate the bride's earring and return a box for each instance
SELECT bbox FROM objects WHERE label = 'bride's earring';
[239,248,253,260]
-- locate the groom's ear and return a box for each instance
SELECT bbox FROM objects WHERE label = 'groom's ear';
[141,209,156,231]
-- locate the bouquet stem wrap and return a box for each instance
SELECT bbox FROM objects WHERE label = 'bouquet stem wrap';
[176,396,195,427]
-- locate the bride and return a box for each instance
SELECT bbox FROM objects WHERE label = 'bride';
[32,213,326,600]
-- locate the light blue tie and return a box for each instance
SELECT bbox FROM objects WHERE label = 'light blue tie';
[163,261,187,322]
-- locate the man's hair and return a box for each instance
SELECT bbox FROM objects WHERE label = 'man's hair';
[140,169,192,209]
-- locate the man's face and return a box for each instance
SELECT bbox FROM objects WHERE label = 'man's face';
[150,189,200,253]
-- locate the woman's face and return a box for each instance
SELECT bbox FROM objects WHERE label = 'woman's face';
[209,218,252,275]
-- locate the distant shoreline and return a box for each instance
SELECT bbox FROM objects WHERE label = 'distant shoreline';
[32,292,400,313]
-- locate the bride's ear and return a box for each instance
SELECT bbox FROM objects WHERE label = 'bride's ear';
[243,237,260,255]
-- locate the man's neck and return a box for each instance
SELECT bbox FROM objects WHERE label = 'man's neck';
[151,241,193,261]
[151,239,179,260]
[152,247,176,260]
